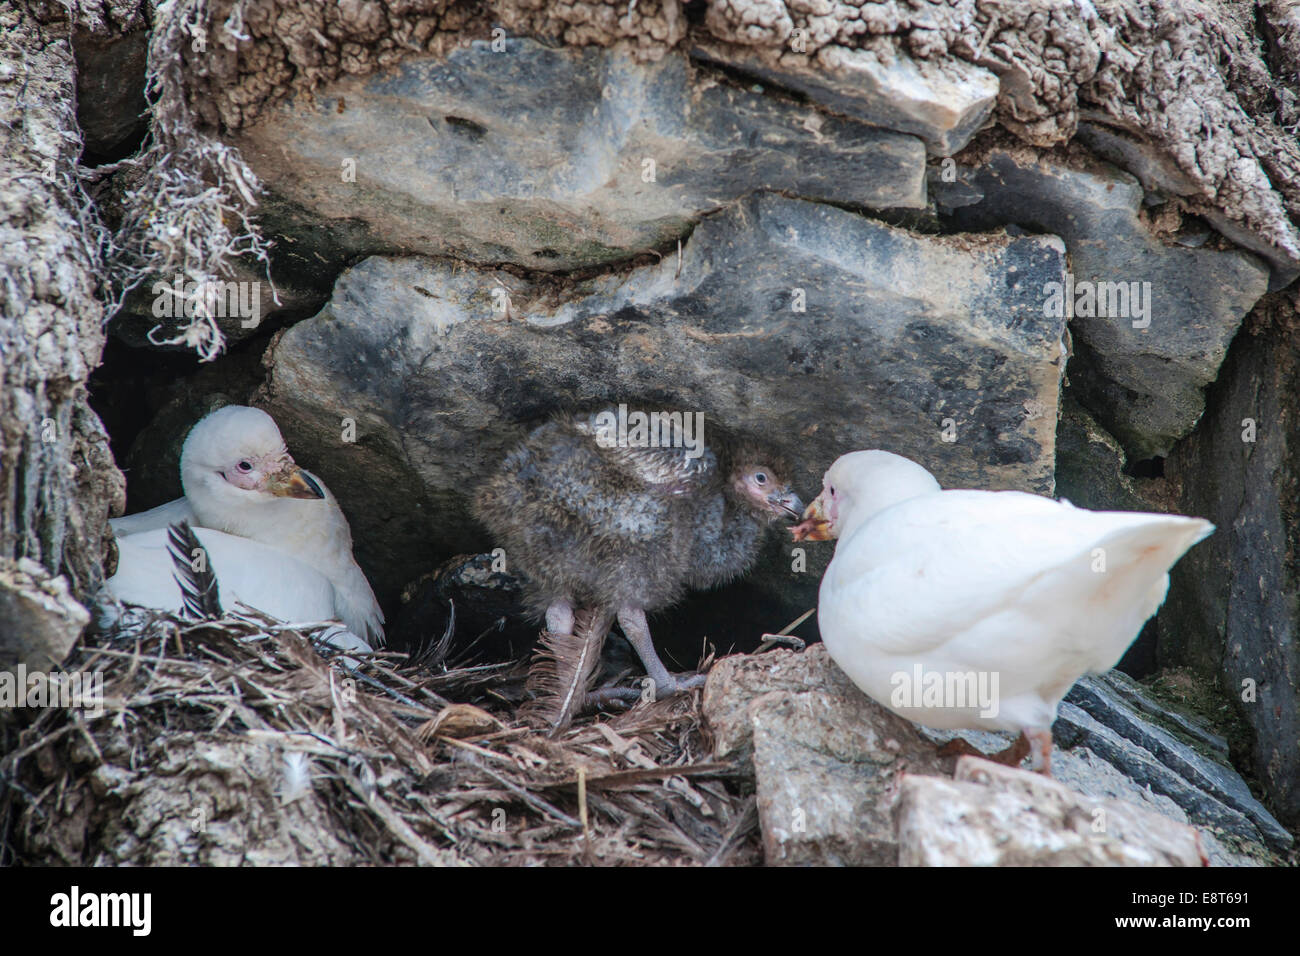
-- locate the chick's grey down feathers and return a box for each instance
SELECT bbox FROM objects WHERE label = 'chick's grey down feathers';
[474,409,797,624]
[476,408,799,727]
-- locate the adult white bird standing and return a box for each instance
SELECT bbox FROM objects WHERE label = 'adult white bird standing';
[791,450,1213,774]
[107,405,384,645]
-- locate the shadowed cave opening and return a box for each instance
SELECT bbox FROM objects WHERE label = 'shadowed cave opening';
[88,325,824,670]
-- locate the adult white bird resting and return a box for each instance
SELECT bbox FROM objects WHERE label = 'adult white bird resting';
[791,450,1213,774]
[107,405,384,645]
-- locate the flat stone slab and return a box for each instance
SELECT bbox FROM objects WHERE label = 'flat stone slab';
[235,38,926,273]
[1054,697,1291,853]
[691,38,998,156]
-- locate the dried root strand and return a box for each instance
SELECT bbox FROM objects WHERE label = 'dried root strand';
[102,0,276,360]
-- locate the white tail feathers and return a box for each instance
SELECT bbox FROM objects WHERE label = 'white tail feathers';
[1096,515,1214,573]
[1084,514,1214,623]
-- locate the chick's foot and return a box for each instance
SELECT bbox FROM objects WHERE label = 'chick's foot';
[616,606,708,702]
[644,671,707,699]
[584,686,642,711]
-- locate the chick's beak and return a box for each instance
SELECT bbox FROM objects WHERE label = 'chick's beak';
[790,492,832,541]
[768,487,804,522]
[264,460,325,500]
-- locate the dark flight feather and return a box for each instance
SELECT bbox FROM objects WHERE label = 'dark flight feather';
[167,521,222,619]
[408,598,457,671]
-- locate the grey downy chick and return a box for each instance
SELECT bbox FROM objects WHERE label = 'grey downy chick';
[474,406,803,727]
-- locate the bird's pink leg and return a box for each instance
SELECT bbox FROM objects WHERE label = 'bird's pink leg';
[545,599,575,636]
[616,607,707,700]
[1025,727,1053,775]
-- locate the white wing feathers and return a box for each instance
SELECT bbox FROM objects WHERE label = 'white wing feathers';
[110,527,343,627]
[109,497,197,537]
[821,490,1211,697]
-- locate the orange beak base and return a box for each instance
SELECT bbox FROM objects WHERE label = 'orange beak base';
[790,494,831,541]
[266,464,325,500]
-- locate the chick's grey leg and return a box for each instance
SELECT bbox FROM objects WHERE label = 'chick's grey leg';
[545,599,574,636]
[616,606,706,699]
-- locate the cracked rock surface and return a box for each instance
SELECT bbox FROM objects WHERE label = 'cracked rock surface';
[260,194,1069,610]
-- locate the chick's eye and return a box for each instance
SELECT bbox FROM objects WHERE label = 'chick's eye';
[237,460,253,473]
[754,472,768,485]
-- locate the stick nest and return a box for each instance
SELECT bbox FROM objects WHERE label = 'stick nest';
[0,608,759,866]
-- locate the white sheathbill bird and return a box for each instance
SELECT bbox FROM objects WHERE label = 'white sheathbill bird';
[791,450,1212,774]
[107,405,383,646]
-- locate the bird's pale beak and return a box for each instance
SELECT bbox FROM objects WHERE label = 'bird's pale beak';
[791,493,832,541]
[264,461,325,500]
[768,488,804,522]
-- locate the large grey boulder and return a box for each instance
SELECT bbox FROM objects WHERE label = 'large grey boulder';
[945,148,1270,461]
[262,193,1068,615]
[233,38,927,273]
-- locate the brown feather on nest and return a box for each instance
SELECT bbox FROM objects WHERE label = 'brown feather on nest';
[520,608,613,732]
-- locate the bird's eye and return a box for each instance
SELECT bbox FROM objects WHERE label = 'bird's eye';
[237,460,253,473]
[829,486,836,496]
[754,472,768,485]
